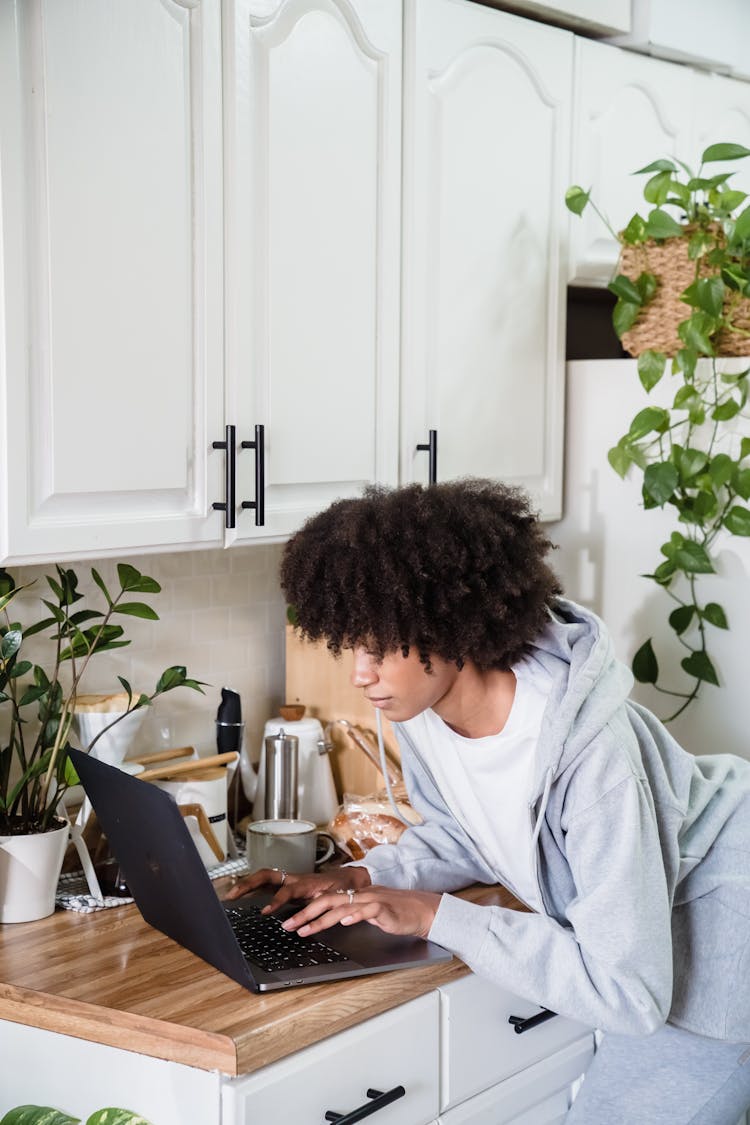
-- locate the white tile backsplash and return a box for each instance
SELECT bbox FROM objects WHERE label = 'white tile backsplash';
[1,544,287,768]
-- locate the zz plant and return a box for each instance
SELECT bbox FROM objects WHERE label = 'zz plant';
[0,562,205,834]
[566,142,750,720]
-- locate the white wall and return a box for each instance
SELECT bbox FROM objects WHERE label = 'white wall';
[550,359,750,761]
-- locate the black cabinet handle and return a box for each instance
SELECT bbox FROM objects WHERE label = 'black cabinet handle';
[416,429,438,485]
[324,1085,406,1123]
[508,1008,557,1035]
[240,423,265,526]
[212,424,236,529]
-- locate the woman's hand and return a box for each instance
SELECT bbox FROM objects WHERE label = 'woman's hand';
[223,864,372,912]
[281,885,442,941]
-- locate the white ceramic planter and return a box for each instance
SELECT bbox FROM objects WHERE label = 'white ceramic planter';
[0,820,69,923]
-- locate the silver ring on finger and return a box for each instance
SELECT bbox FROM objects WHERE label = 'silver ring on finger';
[347,888,355,906]
[279,870,287,885]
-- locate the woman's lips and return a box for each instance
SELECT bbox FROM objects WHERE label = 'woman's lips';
[367,696,392,709]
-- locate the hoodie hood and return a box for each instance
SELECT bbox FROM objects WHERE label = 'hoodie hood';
[526,598,635,800]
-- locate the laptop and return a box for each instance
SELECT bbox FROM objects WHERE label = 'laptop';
[69,748,452,993]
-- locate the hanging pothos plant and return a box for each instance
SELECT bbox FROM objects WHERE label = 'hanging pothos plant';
[566,142,750,721]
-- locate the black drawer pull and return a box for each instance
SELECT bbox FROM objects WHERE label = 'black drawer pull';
[508,1008,557,1034]
[324,1085,406,1123]
[212,423,236,529]
[416,428,438,484]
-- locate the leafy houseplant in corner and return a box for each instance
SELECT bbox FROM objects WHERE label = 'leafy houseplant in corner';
[0,562,205,922]
[566,142,750,720]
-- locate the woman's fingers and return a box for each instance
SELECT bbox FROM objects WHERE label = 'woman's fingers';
[223,866,282,900]
[282,887,441,940]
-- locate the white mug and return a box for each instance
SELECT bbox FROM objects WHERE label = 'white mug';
[154,769,228,868]
[246,818,335,875]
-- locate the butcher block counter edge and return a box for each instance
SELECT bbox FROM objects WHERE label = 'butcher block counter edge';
[0,881,526,1077]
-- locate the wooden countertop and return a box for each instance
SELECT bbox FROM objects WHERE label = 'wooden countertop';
[0,879,526,1077]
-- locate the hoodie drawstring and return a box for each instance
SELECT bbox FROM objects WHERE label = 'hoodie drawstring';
[531,766,555,850]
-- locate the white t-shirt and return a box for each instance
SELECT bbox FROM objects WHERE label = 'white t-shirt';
[401,658,550,911]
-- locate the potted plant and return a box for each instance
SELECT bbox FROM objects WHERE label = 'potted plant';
[0,562,205,922]
[1,1107,151,1124]
[566,142,750,720]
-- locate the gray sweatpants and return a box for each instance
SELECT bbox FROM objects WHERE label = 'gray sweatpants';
[565,1023,750,1124]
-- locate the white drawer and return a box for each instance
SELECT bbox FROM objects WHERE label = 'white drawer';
[439,974,592,1109]
[222,992,440,1125]
[438,1034,595,1125]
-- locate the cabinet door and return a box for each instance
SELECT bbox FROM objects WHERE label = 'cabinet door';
[569,38,695,286]
[222,992,440,1125]
[0,0,225,564]
[225,0,402,543]
[437,1034,594,1125]
[691,72,750,194]
[401,1,572,520]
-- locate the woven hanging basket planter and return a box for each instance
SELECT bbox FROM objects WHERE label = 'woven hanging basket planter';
[618,227,750,358]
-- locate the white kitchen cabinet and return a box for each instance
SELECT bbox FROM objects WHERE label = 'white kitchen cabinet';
[223,0,402,544]
[401,1,572,519]
[691,71,750,193]
[0,0,226,564]
[0,1019,222,1124]
[437,1035,594,1124]
[221,992,441,1125]
[568,37,695,286]
[438,973,592,1112]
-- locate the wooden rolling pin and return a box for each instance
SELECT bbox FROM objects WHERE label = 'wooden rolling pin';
[137,751,239,782]
[129,746,195,767]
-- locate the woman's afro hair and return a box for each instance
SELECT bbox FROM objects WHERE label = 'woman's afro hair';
[280,478,562,671]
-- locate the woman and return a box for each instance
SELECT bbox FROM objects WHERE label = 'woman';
[227,479,750,1123]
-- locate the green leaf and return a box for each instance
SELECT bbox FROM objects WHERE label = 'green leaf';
[681,650,719,686]
[669,605,695,635]
[733,466,750,500]
[612,298,641,337]
[742,437,750,461]
[117,564,160,595]
[607,443,632,478]
[734,205,750,242]
[702,602,729,629]
[677,447,709,481]
[8,660,32,679]
[637,349,667,391]
[1,629,22,661]
[113,603,160,621]
[565,185,590,215]
[674,540,715,573]
[608,274,644,304]
[677,311,715,355]
[0,1109,80,1125]
[85,1110,153,1125]
[621,213,647,245]
[628,406,670,439]
[713,188,747,213]
[644,208,684,240]
[634,158,677,175]
[672,385,701,412]
[653,558,677,587]
[643,462,679,506]
[635,271,659,303]
[721,265,749,293]
[681,276,725,317]
[18,684,48,707]
[701,142,750,163]
[91,567,113,606]
[688,229,715,260]
[712,398,741,421]
[724,505,750,535]
[21,616,59,638]
[643,170,673,205]
[632,639,659,684]
[708,453,734,488]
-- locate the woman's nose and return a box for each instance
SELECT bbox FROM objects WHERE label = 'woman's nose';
[350,649,378,688]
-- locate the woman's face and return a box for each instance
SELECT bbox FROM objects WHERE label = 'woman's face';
[349,645,461,723]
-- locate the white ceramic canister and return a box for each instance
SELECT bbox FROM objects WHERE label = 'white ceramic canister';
[254,717,338,826]
[154,768,228,869]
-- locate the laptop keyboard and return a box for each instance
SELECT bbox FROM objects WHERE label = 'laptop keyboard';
[225,905,351,974]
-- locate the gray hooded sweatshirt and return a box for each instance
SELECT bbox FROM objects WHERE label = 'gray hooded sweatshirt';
[355,599,750,1041]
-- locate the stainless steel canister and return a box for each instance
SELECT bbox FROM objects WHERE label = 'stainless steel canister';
[263,727,299,819]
